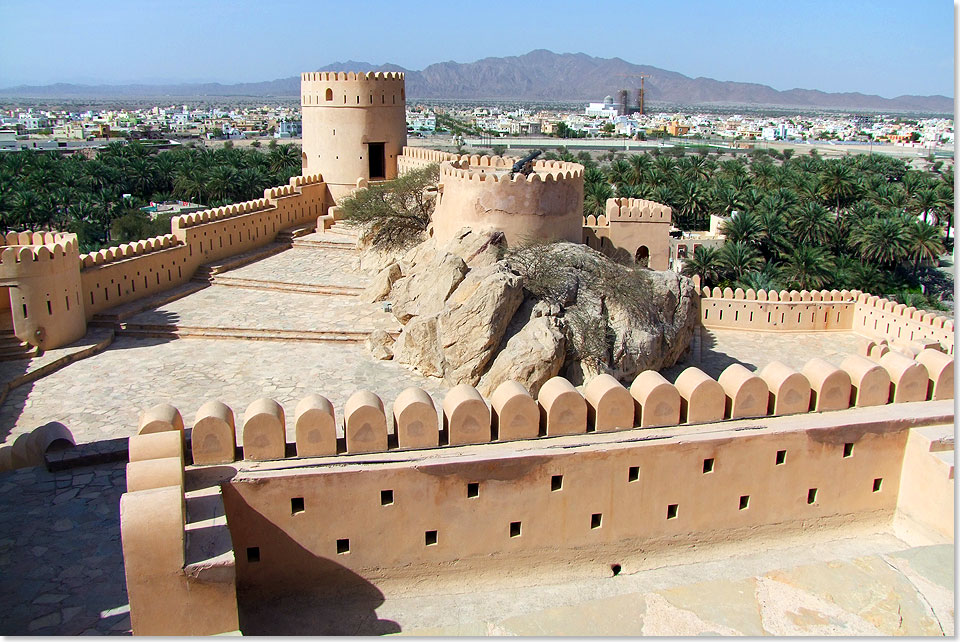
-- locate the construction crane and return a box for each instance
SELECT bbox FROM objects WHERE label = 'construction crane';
[615,73,650,116]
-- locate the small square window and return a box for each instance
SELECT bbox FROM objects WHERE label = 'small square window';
[467,482,479,498]
[380,490,394,506]
[667,504,679,519]
[703,458,715,474]
[843,443,854,458]
[739,495,750,510]
[425,530,438,546]
[776,450,786,465]
[872,478,883,492]
[591,513,602,529]
[246,546,260,563]
[509,521,521,537]
[336,538,350,554]
[551,474,563,491]
[291,497,304,515]
[628,466,640,482]
[807,488,818,505]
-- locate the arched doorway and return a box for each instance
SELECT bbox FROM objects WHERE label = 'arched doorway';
[301,152,308,171]
[635,245,650,268]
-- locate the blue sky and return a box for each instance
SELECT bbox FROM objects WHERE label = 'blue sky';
[0,0,954,97]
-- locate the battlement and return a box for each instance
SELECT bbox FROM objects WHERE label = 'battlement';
[172,198,274,230]
[135,341,952,468]
[440,157,584,183]
[700,285,954,354]
[79,234,182,269]
[604,197,671,223]
[0,231,79,273]
[301,70,406,108]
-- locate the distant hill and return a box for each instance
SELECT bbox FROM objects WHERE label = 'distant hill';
[0,50,951,113]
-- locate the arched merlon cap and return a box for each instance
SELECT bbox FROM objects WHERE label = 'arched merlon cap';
[138,403,184,435]
[344,390,388,453]
[630,371,681,428]
[394,387,439,449]
[192,400,237,465]
[674,367,725,424]
[801,358,851,412]
[914,348,954,401]
[537,377,587,436]
[242,398,286,461]
[839,354,891,407]
[443,384,491,446]
[490,380,539,441]
[878,351,929,403]
[294,394,336,457]
[584,373,634,432]
[128,431,183,464]
[758,361,811,416]
[717,364,769,419]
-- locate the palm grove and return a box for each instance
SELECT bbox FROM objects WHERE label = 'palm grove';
[0,140,303,252]
[562,147,952,309]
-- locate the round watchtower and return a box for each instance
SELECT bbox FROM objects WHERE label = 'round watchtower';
[300,71,408,203]
[431,156,585,246]
[0,231,86,350]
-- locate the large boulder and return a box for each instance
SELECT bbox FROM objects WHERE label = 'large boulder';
[361,262,402,303]
[393,315,445,377]
[390,253,468,323]
[438,263,524,385]
[477,315,566,398]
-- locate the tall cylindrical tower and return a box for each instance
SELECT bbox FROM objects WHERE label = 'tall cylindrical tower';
[300,71,408,203]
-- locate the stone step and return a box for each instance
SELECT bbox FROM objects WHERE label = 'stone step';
[291,238,358,251]
[184,485,236,583]
[207,276,362,296]
[933,449,955,479]
[912,424,955,453]
[89,281,209,326]
[193,242,291,281]
[117,324,385,343]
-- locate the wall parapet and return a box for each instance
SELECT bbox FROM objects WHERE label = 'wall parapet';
[440,156,584,183]
[699,286,953,354]
[142,346,953,467]
[604,197,671,223]
[0,231,79,270]
[79,234,183,269]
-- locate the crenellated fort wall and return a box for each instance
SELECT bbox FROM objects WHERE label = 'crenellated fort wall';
[699,285,954,354]
[119,346,954,633]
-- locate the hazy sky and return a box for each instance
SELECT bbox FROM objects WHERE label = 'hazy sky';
[0,0,954,97]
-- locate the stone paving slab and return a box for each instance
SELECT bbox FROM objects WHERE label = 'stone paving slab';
[218,244,369,288]
[238,530,953,636]
[0,462,130,635]
[663,328,869,381]
[122,284,398,335]
[1,336,447,448]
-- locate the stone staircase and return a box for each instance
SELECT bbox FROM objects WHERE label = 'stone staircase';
[184,483,235,585]
[204,275,363,296]
[292,223,359,251]
[0,329,36,361]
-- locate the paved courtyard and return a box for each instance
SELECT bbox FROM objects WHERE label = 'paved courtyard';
[0,231,953,636]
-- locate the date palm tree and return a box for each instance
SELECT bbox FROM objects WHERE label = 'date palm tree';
[781,245,835,290]
[905,219,945,274]
[681,245,721,287]
[853,213,910,267]
[818,161,858,210]
[721,211,762,246]
[718,241,764,282]
[790,202,833,247]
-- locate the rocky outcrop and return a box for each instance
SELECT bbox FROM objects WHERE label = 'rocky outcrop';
[365,329,394,360]
[477,315,566,398]
[361,263,402,303]
[367,228,699,394]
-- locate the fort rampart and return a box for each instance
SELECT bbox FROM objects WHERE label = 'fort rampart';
[1,174,328,343]
[119,350,954,634]
[699,286,954,354]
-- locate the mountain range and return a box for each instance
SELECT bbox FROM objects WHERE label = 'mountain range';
[0,50,951,113]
